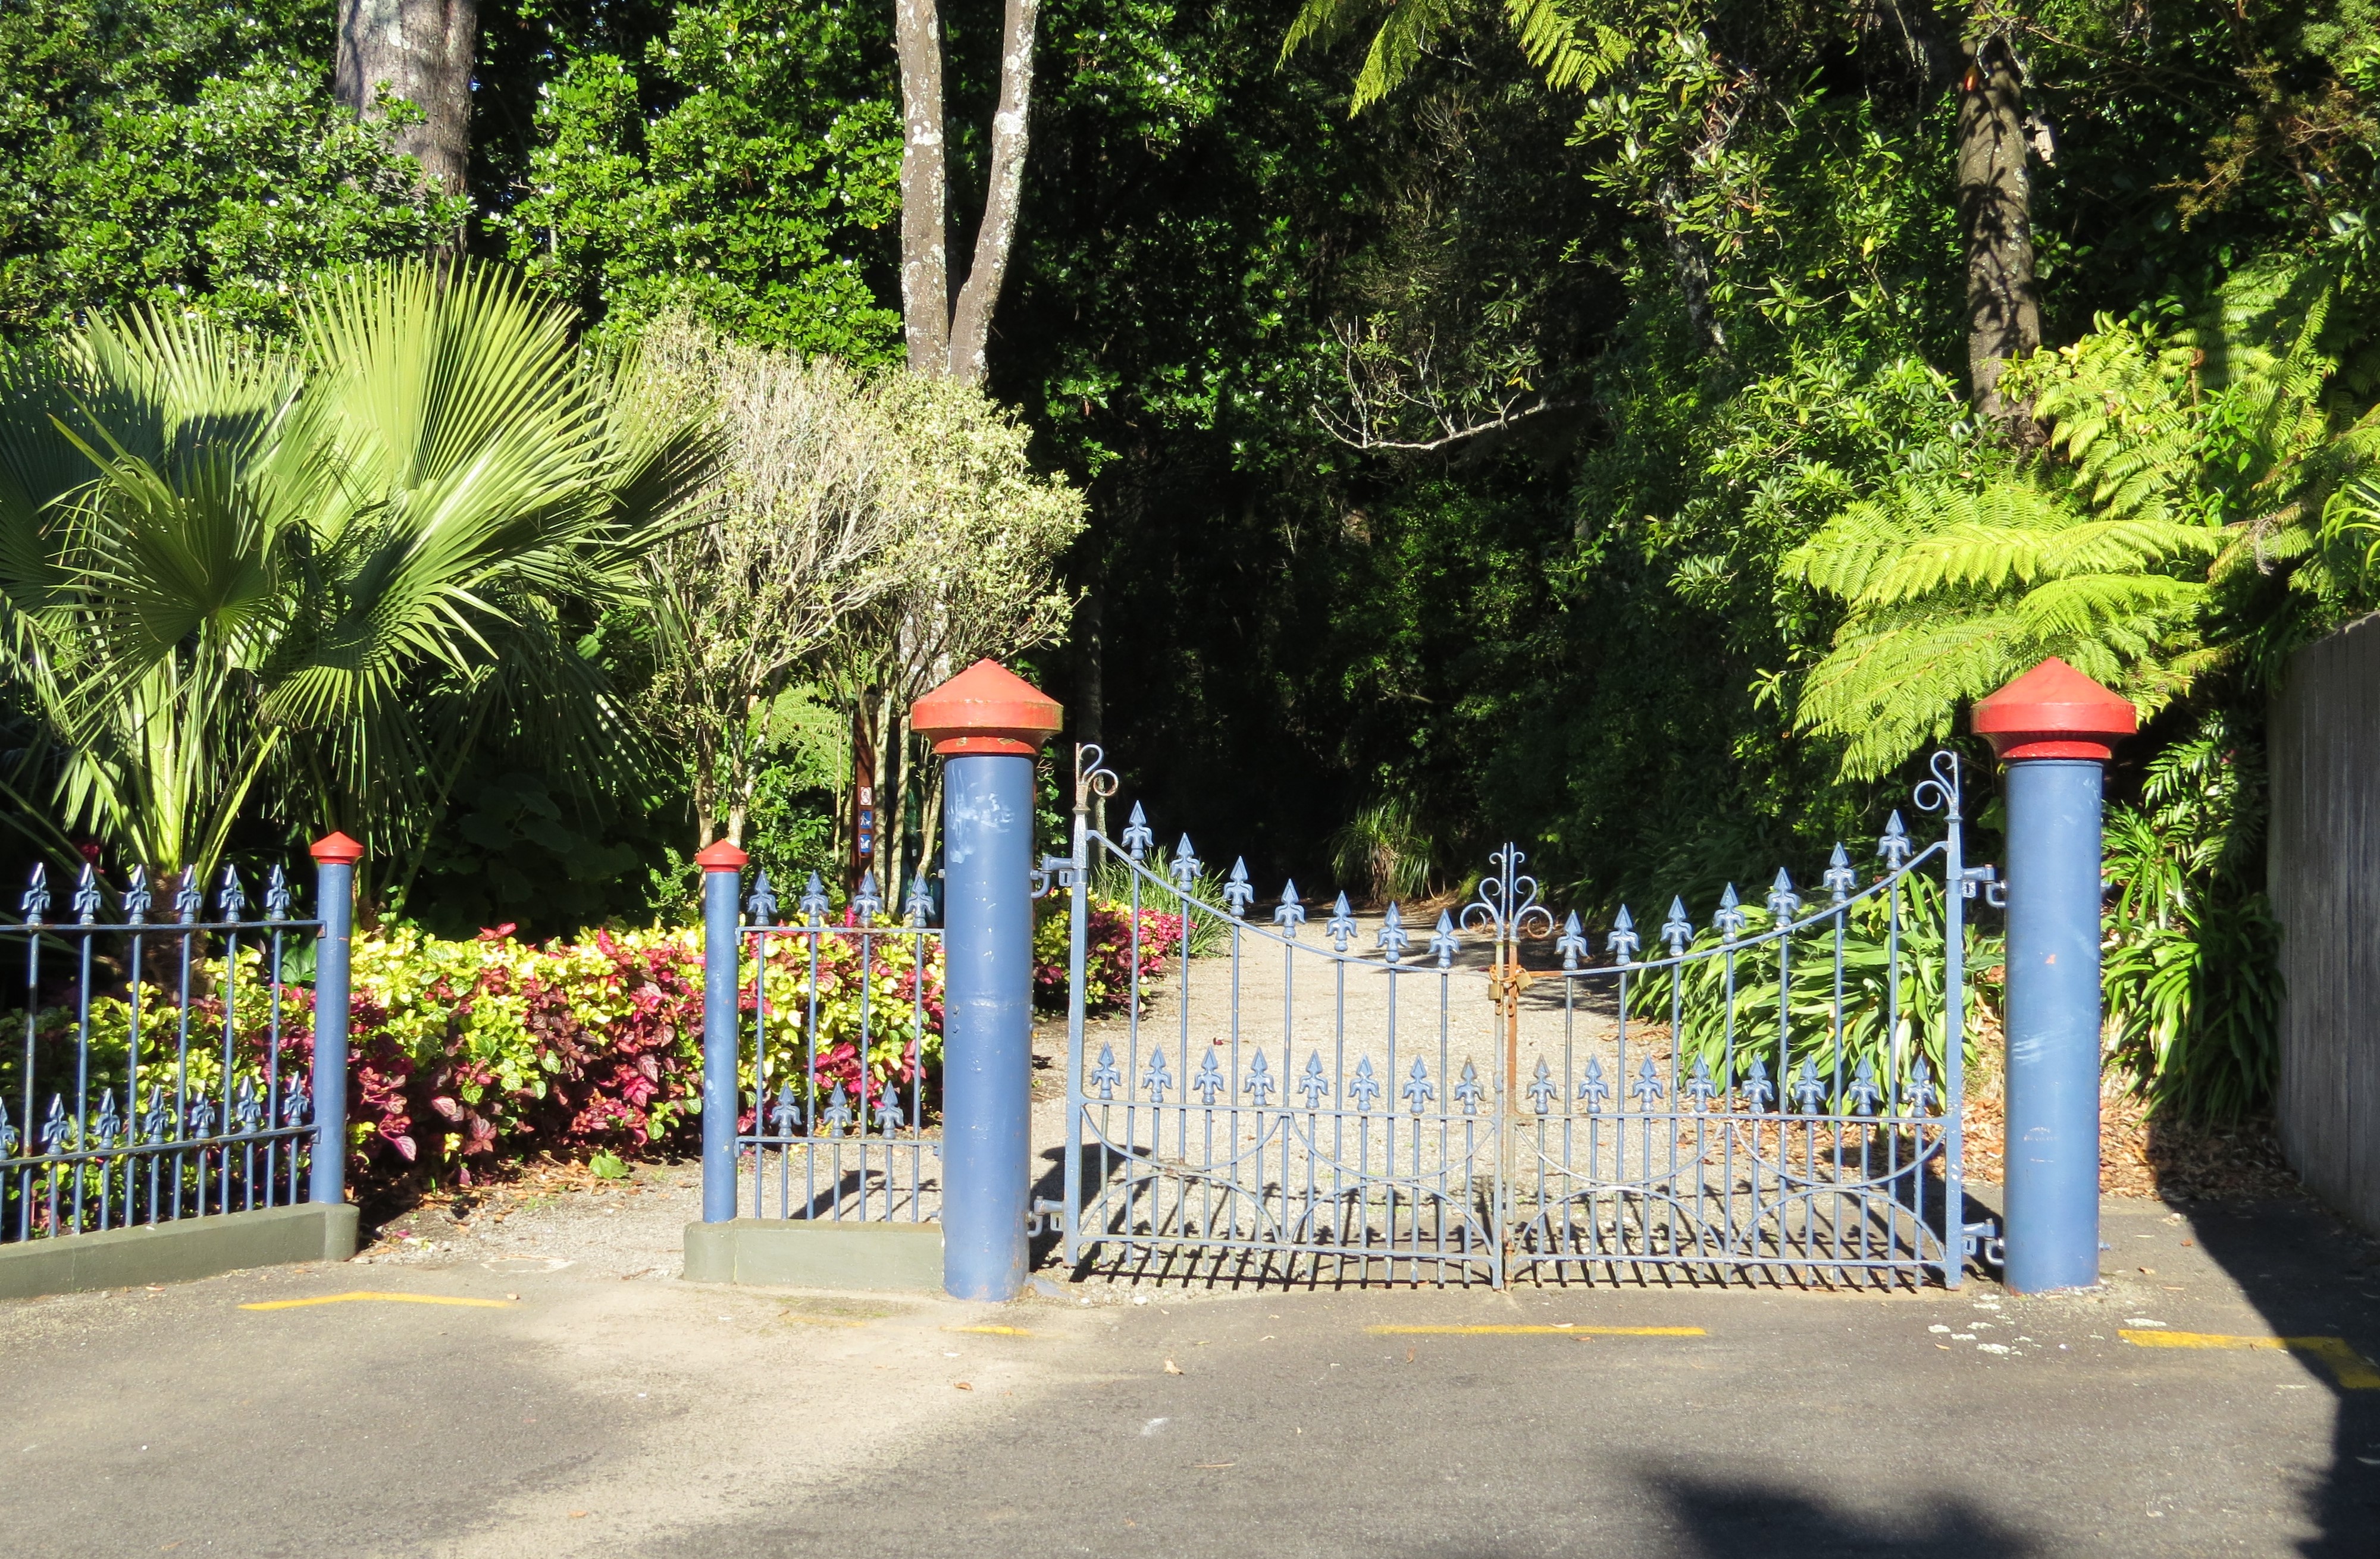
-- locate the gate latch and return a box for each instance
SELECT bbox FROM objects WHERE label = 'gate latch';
[1031,856,1079,898]
[1959,865,2006,908]
[1962,1218,2005,1268]
[1028,1197,1065,1235]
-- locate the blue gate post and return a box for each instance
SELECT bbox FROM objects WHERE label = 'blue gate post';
[696,839,749,1224]
[913,660,1063,1302]
[1975,658,2137,1293]
[308,832,362,1207]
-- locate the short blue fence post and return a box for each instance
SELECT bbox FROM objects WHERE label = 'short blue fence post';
[697,840,749,1225]
[1976,659,2136,1294]
[308,832,362,1208]
[913,660,1063,1303]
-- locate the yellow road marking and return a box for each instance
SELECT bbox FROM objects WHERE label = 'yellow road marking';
[239,1291,513,1312]
[945,1325,1037,1336]
[1364,1324,1705,1337]
[2121,1329,2380,1389]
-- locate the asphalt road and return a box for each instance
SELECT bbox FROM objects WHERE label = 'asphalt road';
[3,1191,2376,1559]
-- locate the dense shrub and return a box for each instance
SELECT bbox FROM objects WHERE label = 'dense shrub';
[2,918,940,1193]
[1033,899,1189,1013]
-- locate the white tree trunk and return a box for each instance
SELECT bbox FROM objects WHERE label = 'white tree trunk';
[895,0,951,372]
[944,0,1041,384]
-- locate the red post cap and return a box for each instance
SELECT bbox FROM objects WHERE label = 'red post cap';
[309,832,365,865]
[911,659,1063,757]
[693,839,749,872]
[1973,657,2138,763]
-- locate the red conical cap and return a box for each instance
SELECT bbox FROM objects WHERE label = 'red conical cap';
[1973,658,2138,763]
[309,832,365,865]
[693,839,749,871]
[911,660,1063,757]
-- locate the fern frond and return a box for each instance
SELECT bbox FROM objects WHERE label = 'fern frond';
[1504,0,1629,92]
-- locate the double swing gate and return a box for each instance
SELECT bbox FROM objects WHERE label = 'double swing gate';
[1059,748,1986,1289]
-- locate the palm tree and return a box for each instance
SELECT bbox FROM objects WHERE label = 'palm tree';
[0,259,709,898]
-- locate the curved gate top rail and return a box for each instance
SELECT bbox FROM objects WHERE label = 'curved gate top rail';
[1059,746,1988,1290]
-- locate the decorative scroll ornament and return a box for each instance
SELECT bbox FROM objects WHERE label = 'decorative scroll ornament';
[1459,843,1555,943]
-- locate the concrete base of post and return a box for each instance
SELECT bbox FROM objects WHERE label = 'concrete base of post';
[0,1203,359,1300]
[681,1219,944,1291]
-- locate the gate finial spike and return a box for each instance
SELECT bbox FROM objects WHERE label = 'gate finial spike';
[851,870,882,922]
[798,871,831,923]
[1713,884,1746,940]
[1661,896,1692,953]
[1556,909,1587,970]
[124,865,152,925]
[1377,902,1410,964]
[747,870,778,924]
[1327,893,1357,951]
[1430,911,1459,968]
[1877,810,1913,868]
[1766,869,1801,921]
[1122,802,1154,860]
[904,874,934,926]
[1274,881,1306,933]
[1223,858,1253,919]
[1169,835,1202,891]
[1604,906,1638,965]
[73,863,102,925]
[1824,842,1857,901]
[20,863,48,926]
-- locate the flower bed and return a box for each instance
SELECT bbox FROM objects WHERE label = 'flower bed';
[1032,899,1189,1012]
[3,918,941,1195]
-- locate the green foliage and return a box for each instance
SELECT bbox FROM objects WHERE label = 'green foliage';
[0,259,707,896]
[1632,874,1996,1112]
[1328,796,1435,905]
[494,0,903,357]
[0,0,462,335]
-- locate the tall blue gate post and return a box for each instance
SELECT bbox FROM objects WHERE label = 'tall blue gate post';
[308,832,363,1207]
[1975,658,2137,1293]
[913,660,1063,1302]
[697,839,750,1224]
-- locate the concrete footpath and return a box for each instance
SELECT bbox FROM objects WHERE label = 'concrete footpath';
[2,1178,2377,1558]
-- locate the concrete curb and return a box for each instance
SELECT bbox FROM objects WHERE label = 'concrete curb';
[0,1202,360,1300]
[683,1219,943,1291]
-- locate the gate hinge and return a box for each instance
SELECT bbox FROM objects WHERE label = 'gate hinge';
[1031,856,1080,898]
[1959,865,2006,907]
[1962,1218,2004,1268]
[1028,1197,1064,1235]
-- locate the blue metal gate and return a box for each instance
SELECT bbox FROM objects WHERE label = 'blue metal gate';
[1060,748,1984,1288]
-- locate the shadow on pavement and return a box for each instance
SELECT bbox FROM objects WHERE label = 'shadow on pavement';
[2163,1191,2380,1557]
[1642,1472,2040,1557]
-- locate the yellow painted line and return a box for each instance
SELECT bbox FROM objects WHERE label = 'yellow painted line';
[239,1291,514,1312]
[2121,1329,2380,1389]
[1365,1324,1705,1337]
[945,1325,1038,1336]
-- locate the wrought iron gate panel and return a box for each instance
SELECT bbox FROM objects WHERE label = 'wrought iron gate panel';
[1063,748,1977,1288]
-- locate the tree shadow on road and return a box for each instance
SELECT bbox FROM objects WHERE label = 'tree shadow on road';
[1642,1470,2041,1557]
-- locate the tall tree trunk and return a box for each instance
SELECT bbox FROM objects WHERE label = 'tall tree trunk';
[334,0,479,200]
[895,0,950,372]
[945,0,1042,384]
[1958,36,2043,443]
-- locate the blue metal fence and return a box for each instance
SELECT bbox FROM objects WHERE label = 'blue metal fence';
[1061,748,1991,1289]
[718,869,945,1223]
[0,854,353,1244]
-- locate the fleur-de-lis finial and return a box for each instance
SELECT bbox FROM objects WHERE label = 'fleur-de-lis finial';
[1377,902,1410,964]
[1401,1057,1435,1113]
[1877,810,1912,870]
[1122,801,1154,860]
[1326,893,1357,952]
[1223,858,1253,920]
[1557,910,1587,971]
[1297,1053,1329,1108]
[1766,868,1801,924]
[1456,1061,1486,1113]
[850,871,882,923]
[1430,911,1459,970]
[73,864,102,925]
[1091,1045,1122,1099]
[1193,1050,1226,1104]
[1579,1056,1609,1112]
[1661,896,1692,955]
[174,867,202,924]
[1348,1056,1382,1111]
[1743,1058,1775,1112]
[1526,1058,1558,1115]
[265,865,292,921]
[747,870,779,925]
[1823,842,1858,902]
[1601,907,1635,966]
[217,864,246,920]
[904,874,934,926]
[1274,881,1306,935]
[1712,884,1746,942]
[1170,835,1202,892]
[1242,1051,1276,1105]
[20,863,49,926]
[124,866,154,925]
[768,1084,802,1135]
[1141,1050,1173,1102]
[798,872,831,924]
